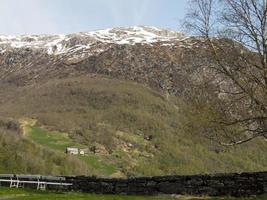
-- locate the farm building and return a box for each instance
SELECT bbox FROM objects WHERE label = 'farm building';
[66,147,79,155]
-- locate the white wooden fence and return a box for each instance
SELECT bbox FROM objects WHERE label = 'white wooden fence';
[0,174,72,190]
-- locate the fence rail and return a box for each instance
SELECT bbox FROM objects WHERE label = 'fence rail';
[0,175,72,190]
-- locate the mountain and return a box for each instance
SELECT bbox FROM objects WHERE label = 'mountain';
[0,26,206,93]
[0,26,266,177]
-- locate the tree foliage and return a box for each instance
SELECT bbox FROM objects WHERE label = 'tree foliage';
[185,0,267,145]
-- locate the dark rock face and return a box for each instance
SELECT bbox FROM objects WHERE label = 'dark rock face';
[63,171,267,197]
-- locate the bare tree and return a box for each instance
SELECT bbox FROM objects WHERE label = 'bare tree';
[184,0,267,145]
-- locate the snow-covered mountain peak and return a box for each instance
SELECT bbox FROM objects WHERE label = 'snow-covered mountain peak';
[0,26,186,55]
[84,26,185,44]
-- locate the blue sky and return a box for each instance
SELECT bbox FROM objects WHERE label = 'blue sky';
[0,0,188,35]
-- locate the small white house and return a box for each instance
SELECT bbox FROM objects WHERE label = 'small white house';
[66,147,79,155]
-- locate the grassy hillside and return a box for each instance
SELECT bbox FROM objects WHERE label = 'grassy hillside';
[0,118,90,175]
[26,123,118,176]
[0,75,266,176]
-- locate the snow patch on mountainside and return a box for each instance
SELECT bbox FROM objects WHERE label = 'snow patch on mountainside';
[0,26,186,55]
[85,26,185,45]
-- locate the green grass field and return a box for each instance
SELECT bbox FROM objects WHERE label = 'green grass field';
[0,188,266,200]
[26,125,119,176]
[27,126,83,151]
[0,188,172,200]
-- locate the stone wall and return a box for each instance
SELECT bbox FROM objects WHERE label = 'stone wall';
[65,171,267,197]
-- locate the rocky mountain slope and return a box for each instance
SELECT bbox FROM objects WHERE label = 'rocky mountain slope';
[0,26,208,94]
[0,26,266,176]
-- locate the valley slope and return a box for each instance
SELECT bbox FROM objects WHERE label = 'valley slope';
[0,26,266,176]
